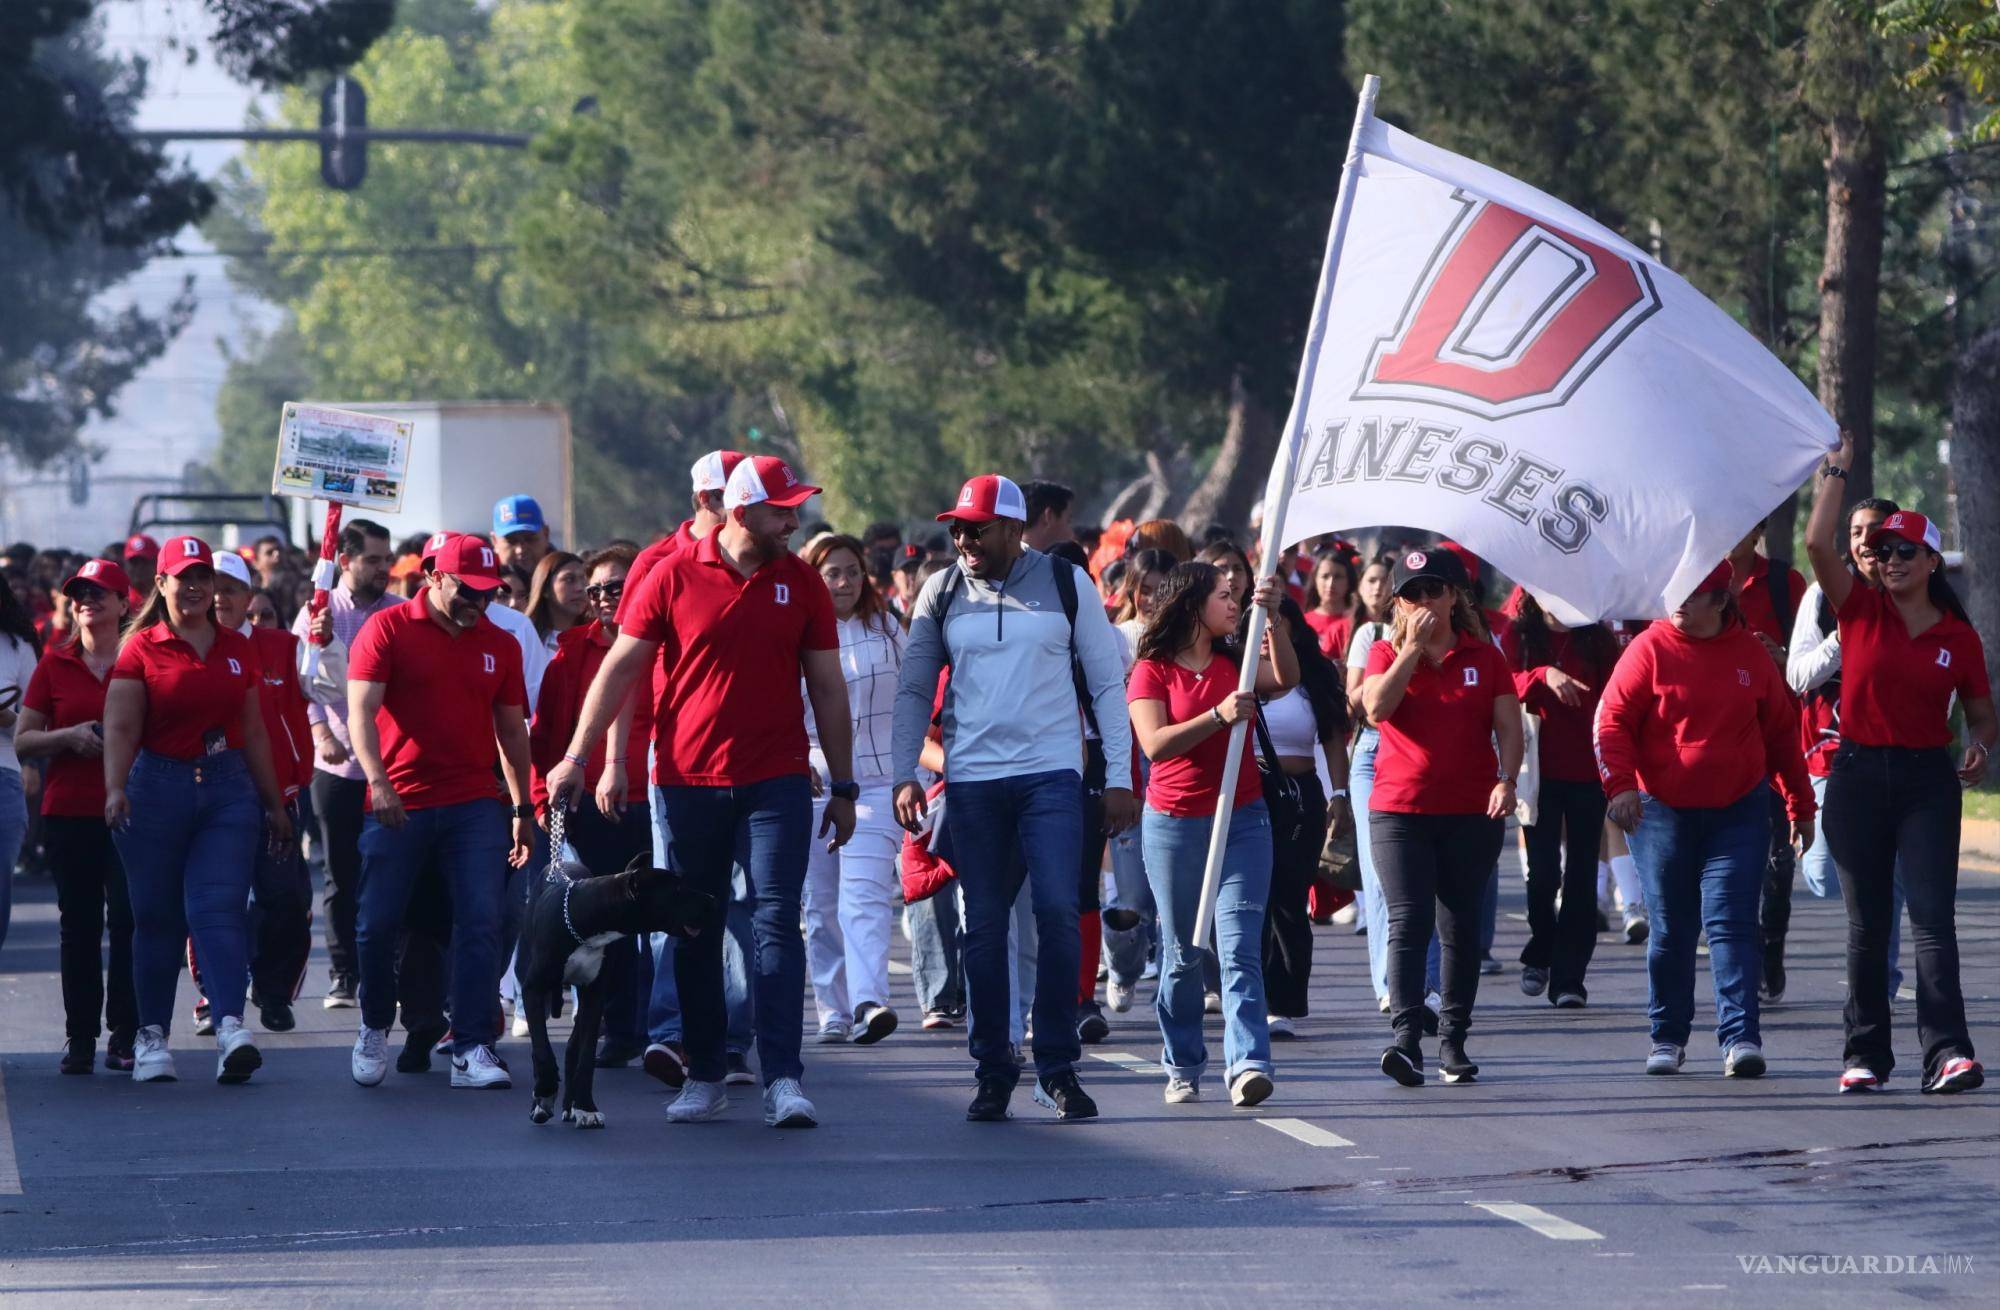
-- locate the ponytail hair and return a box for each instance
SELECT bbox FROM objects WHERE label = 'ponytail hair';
[1930,562,1972,624]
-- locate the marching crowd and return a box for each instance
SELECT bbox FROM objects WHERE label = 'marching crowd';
[0,431,1991,1124]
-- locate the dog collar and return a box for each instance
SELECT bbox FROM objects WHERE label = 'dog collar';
[560,877,584,946]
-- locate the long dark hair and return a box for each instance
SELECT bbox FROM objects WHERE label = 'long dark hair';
[1927,561,1972,624]
[525,550,585,641]
[1512,591,1618,683]
[0,574,40,656]
[1136,562,1222,664]
[1302,547,1359,620]
[1114,547,1178,624]
[1255,593,1347,740]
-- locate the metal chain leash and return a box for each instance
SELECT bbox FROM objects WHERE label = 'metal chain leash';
[545,800,568,881]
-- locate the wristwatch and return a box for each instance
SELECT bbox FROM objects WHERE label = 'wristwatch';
[829,781,861,802]
[510,803,534,819]
[1820,463,1848,481]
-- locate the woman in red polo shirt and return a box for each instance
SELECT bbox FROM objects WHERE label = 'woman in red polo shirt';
[102,536,292,1086]
[1129,563,1296,1108]
[1806,437,1997,1095]
[1595,560,1813,1081]
[17,559,134,1074]
[1362,548,1521,1088]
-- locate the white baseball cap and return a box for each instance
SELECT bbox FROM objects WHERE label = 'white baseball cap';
[213,552,256,589]
[691,450,748,495]
[724,455,821,510]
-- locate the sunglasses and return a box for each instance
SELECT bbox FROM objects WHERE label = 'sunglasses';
[1866,541,1921,563]
[585,580,624,601]
[948,520,1004,543]
[1398,579,1448,602]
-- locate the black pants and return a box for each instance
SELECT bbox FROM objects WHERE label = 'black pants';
[1520,776,1607,999]
[249,797,314,1003]
[1262,769,1326,1019]
[565,801,653,1047]
[1759,786,1797,971]
[1372,810,1503,1048]
[311,772,366,983]
[45,816,137,1043]
[1077,740,1107,914]
[1824,745,1971,1081]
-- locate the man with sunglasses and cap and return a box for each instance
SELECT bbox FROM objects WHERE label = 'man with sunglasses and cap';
[547,455,856,1129]
[345,532,535,1092]
[890,474,1138,1123]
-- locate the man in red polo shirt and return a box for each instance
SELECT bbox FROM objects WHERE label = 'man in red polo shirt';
[547,455,855,1129]
[346,533,534,1092]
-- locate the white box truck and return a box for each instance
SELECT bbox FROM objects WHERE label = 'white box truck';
[283,401,573,548]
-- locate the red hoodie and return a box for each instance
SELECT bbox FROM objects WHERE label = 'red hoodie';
[1593,617,1813,821]
[1501,625,1613,784]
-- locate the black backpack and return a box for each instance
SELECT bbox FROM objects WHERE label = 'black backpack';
[929,557,1100,736]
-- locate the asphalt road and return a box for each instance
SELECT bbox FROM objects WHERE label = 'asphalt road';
[0,839,1995,1308]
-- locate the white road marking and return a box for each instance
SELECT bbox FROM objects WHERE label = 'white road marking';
[887,959,912,976]
[0,1064,19,1194]
[1087,1051,1160,1073]
[1469,1201,1603,1241]
[1258,1118,1354,1148]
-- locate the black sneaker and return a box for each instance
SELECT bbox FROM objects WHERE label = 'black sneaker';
[1032,1070,1099,1120]
[966,1076,1014,1122]
[1076,1001,1110,1045]
[1380,1044,1425,1087]
[724,1051,756,1086]
[105,1030,135,1072]
[643,1042,688,1088]
[59,1038,94,1075]
[1440,1038,1479,1084]
[323,976,358,1010]
[398,1023,448,1073]
[257,996,297,1033]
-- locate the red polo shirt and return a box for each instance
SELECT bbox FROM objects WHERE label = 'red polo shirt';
[613,521,699,627]
[622,530,837,787]
[1127,654,1264,815]
[1835,585,1992,749]
[347,595,526,812]
[530,621,650,808]
[24,641,112,817]
[246,625,312,798]
[110,623,256,761]
[1364,630,1515,815]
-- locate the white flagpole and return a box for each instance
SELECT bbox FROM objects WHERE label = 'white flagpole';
[1191,73,1380,951]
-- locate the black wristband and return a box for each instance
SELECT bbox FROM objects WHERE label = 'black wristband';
[1820,463,1848,481]
[510,803,534,819]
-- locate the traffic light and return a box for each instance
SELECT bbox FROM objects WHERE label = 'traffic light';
[320,75,367,190]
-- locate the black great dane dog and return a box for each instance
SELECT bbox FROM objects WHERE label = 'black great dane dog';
[519,843,716,1128]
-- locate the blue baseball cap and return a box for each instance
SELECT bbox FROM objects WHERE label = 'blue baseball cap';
[492,494,546,538]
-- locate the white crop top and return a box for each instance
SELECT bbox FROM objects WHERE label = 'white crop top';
[1259,686,1319,758]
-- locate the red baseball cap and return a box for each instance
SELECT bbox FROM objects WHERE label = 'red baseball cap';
[158,536,215,577]
[1870,510,1942,553]
[1686,560,1734,600]
[691,450,748,495]
[123,533,160,561]
[62,558,131,599]
[431,533,504,590]
[420,531,456,566]
[938,474,1027,524]
[1438,540,1481,587]
[724,455,820,510]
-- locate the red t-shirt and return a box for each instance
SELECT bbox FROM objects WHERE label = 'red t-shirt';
[1835,585,1992,749]
[347,595,527,812]
[622,530,838,787]
[1126,654,1264,816]
[246,626,312,798]
[530,621,650,808]
[110,623,256,761]
[1364,630,1514,815]
[613,521,699,627]
[1304,610,1351,662]
[24,641,112,817]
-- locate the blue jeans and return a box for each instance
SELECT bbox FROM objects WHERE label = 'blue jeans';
[1805,772,1903,999]
[659,775,809,1085]
[946,768,1084,1087]
[904,888,963,1014]
[112,750,261,1032]
[357,797,509,1054]
[1143,801,1274,1082]
[1630,785,1770,1051]
[1352,731,1390,1002]
[646,785,755,1054]
[0,766,25,953]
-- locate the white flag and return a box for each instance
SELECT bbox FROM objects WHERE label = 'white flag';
[1272,117,1836,624]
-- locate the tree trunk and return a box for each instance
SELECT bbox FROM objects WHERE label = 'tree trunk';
[1177,367,1277,538]
[1951,325,2000,697]
[1812,57,1888,505]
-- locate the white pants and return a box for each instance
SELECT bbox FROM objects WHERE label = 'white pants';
[803,783,903,1027]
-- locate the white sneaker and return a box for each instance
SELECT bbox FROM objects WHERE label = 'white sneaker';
[1724,1042,1766,1079]
[1106,978,1135,1013]
[816,1021,851,1044]
[1229,1068,1274,1108]
[763,1077,818,1128]
[1164,1076,1200,1104]
[665,1079,730,1123]
[1377,994,1391,1014]
[1266,1015,1296,1041]
[510,999,530,1039]
[215,1016,261,1085]
[132,1025,175,1083]
[450,1043,512,1089]
[1203,991,1222,1014]
[352,1027,388,1086]
[1330,902,1359,925]
[1141,959,1159,982]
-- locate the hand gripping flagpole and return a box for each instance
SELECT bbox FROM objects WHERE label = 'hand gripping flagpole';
[1192,73,1379,951]
[298,499,344,684]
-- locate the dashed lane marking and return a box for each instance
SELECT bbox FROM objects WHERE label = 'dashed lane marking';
[0,1063,20,1193]
[887,960,912,976]
[1086,1051,1161,1073]
[1468,1201,1602,1241]
[1258,1118,1355,1149]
